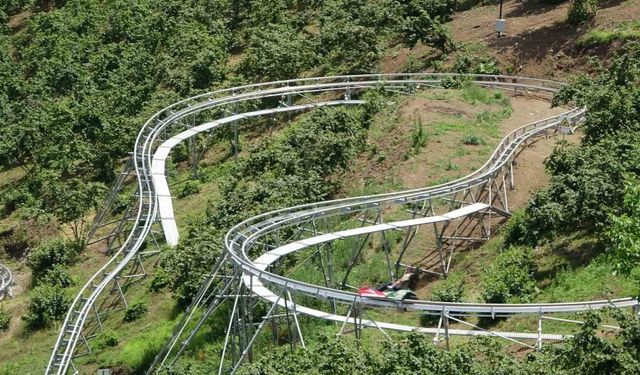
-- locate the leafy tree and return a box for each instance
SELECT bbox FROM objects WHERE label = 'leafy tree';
[239,23,316,81]
[318,22,381,74]
[158,221,223,304]
[553,44,640,145]
[605,177,640,275]
[481,246,537,303]
[398,0,455,52]
[22,284,70,330]
[27,237,79,279]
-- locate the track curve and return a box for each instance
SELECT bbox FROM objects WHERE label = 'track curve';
[49,74,639,374]
[0,263,12,300]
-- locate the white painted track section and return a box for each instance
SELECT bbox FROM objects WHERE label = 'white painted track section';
[153,100,364,246]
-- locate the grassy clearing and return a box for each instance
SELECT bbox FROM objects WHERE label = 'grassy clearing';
[577,21,640,46]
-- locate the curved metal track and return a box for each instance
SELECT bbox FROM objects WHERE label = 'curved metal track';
[0,263,12,300]
[48,74,639,374]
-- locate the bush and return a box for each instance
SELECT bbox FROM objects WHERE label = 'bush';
[39,265,75,288]
[411,117,428,153]
[431,275,464,302]
[27,237,78,278]
[605,177,640,275]
[93,330,119,350]
[481,246,537,303]
[568,0,597,25]
[454,54,500,75]
[239,23,316,81]
[398,1,455,52]
[177,180,201,199]
[22,284,70,330]
[461,134,484,145]
[123,302,149,322]
[0,309,10,331]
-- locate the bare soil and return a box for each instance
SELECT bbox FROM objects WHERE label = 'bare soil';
[382,0,640,78]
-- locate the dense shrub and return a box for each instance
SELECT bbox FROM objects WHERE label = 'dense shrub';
[397,0,456,52]
[506,136,640,247]
[22,284,70,330]
[27,237,78,279]
[605,177,640,274]
[431,275,464,302]
[39,265,75,288]
[93,330,119,350]
[123,302,149,322]
[481,246,537,303]
[0,309,10,331]
[318,22,381,74]
[461,134,484,145]
[239,23,316,81]
[236,311,640,375]
[158,223,222,304]
[553,44,640,145]
[567,0,597,25]
[453,54,500,75]
[509,46,640,247]
[177,180,200,199]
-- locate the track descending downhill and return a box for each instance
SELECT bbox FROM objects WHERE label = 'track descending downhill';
[48,74,640,374]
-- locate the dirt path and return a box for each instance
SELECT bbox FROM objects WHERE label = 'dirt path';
[502,95,572,210]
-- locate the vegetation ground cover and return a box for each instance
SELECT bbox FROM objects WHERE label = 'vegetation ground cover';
[2,0,640,374]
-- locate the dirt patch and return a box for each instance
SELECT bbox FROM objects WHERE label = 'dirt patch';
[7,10,32,31]
[449,0,640,77]
[503,95,575,210]
[380,0,640,78]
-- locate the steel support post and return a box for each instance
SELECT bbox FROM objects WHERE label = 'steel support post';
[287,291,305,348]
[283,290,295,351]
[537,311,543,351]
[509,162,515,190]
[443,311,450,351]
[233,120,239,162]
[230,294,283,375]
[341,210,379,289]
[113,278,128,308]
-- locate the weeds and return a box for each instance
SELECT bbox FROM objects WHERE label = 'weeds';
[411,117,429,154]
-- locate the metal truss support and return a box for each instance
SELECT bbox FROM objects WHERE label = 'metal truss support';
[86,157,135,244]
[338,296,363,342]
[341,209,381,289]
[147,253,238,373]
[395,200,430,279]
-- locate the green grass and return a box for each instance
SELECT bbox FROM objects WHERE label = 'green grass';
[577,21,640,46]
[535,254,639,303]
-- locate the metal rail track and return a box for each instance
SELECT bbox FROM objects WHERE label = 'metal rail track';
[0,263,12,300]
[48,74,638,374]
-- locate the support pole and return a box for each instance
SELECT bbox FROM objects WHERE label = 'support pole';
[537,311,543,351]
[287,291,306,348]
[233,121,239,162]
[443,311,450,351]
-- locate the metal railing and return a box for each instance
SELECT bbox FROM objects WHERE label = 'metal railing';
[50,74,635,375]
